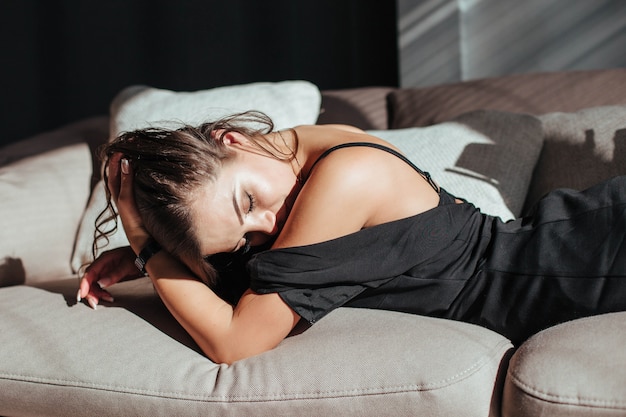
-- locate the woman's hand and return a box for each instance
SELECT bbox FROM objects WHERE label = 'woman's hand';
[107,153,150,253]
[77,154,152,309]
[99,154,299,363]
[77,246,144,309]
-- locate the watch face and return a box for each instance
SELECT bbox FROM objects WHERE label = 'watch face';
[134,257,145,272]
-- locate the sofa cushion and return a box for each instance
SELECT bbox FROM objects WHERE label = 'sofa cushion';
[523,105,626,212]
[71,81,323,273]
[388,68,626,129]
[0,278,512,417]
[318,87,396,130]
[110,80,322,137]
[503,312,626,417]
[368,109,544,220]
[0,117,109,286]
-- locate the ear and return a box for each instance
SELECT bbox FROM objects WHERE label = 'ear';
[219,131,251,148]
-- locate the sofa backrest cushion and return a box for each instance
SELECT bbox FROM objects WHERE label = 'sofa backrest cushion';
[318,87,396,130]
[524,105,626,212]
[110,80,322,138]
[0,117,109,286]
[368,110,544,221]
[388,68,626,129]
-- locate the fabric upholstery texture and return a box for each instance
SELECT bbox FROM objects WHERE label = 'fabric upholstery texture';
[368,110,544,220]
[524,105,626,212]
[110,81,322,137]
[502,312,626,417]
[318,87,396,130]
[2,71,626,417]
[0,145,90,285]
[388,68,626,129]
[71,81,323,273]
[0,117,109,285]
[0,278,512,417]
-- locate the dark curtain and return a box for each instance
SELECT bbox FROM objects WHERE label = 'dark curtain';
[0,0,398,147]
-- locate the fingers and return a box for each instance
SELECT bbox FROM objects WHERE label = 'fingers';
[77,260,100,302]
[118,158,135,205]
[77,246,138,310]
[80,287,114,310]
[107,156,143,239]
[107,153,123,203]
[77,276,114,310]
[117,157,134,209]
[78,266,115,310]
[115,157,151,251]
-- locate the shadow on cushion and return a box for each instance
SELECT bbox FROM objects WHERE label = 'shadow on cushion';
[34,277,202,354]
[524,106,626,213]
[0,257,25,287]
[451,110,543,216]
[2,278,513,417]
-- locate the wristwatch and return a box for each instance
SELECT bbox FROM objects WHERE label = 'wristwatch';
[134,239,162,274]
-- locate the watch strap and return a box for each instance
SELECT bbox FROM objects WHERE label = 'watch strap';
[134,239,162,274]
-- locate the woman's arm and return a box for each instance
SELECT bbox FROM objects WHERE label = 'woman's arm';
[142,253,299,364]
[84,155,299,364]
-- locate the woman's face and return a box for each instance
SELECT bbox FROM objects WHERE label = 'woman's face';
[190,133,300,257]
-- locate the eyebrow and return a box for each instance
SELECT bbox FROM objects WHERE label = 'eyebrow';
[232,184,244,225]
[229,185,244,253]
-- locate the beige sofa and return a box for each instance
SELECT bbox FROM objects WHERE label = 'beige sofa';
[1,69,626,417]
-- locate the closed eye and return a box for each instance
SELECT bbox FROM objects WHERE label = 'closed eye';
[246,192,256,213]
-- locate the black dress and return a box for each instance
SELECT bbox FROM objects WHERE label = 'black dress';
[247,143,626,344]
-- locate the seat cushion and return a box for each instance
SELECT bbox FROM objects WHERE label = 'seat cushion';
[0,278,511,417]
[503,312,626,417]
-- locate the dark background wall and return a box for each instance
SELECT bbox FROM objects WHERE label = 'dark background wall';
[0,0,398,147]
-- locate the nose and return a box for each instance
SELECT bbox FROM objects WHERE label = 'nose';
[250,209,277,238]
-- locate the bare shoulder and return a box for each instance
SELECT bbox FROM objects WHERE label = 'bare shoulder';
[272,140,439,249]
[271,148,378,248]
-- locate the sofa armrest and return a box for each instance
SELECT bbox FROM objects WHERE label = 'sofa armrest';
[504,312,626,416]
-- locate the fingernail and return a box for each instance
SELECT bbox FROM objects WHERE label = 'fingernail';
[98,277,113,289]
[121,158,130,174]
[76,289,82,302]
[101,293,115,303]
[88,298,98,310]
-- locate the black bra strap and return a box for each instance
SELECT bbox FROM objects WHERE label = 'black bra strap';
[310,142,440,193]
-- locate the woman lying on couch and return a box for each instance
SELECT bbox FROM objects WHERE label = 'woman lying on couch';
[78,111,626,364]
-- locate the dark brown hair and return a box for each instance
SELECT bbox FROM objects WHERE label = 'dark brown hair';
[94,111,295,302]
